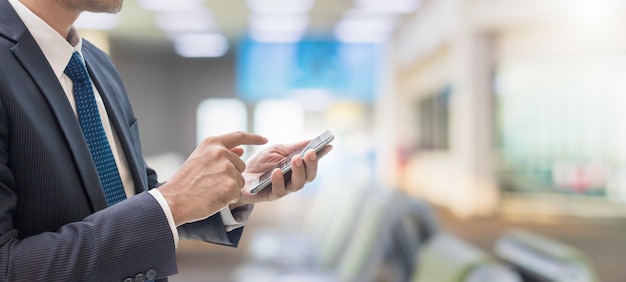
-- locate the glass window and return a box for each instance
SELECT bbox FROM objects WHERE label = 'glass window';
[494,56,626,201]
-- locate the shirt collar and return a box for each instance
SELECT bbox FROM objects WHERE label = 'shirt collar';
[8,0,83,79]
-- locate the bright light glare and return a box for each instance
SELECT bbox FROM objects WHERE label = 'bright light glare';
[173,33,229,58]
[254,100,304,149]
[75,12,120,30]
[248,13,309,43]
[355,0,421,14]
[247,0,314,13]
[197,99,247,145]
[138,0,204,11]
[249,30,305,43]
[155,10,217,33]
[568,1,619,25]
[249,13,309,32]
[334,13,397,43]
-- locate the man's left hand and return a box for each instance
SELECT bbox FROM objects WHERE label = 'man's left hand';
[232,140,332,207]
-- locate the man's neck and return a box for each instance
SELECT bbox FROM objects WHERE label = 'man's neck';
[18,0,79,39]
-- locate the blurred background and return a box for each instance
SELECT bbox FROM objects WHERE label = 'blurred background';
[76,0,626,281]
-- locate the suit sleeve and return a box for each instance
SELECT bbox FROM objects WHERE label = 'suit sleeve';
[0,183,177,281]
[177,214,245,247]
[147,169,245,248]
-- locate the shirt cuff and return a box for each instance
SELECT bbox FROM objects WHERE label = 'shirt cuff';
[219,204,254,232]
[148,189,180,249]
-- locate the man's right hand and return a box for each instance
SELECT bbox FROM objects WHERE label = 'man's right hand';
[157,131,267,226]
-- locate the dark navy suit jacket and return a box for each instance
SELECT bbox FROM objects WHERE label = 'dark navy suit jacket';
[0,0,243,280]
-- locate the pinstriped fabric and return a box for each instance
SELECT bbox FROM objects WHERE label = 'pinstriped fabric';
[0,193,177,281]
[64,51,126,206]
[0,63,180,280]
[1,1,243,279]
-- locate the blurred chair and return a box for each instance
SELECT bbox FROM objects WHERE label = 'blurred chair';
[494,229,599,282]
[384,196,439,281]
[244,181,370,268]
[412,233,522,282]
[234,188,438,282]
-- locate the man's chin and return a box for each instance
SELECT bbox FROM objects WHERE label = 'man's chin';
[87,0,123,14]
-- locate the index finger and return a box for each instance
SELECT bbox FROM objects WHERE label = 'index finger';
[216,131,268,148]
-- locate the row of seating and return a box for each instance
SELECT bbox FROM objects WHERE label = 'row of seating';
[233,182,598,282]
[493,230,598,282]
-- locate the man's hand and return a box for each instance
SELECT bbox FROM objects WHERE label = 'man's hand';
[157,132,267,226]
[234,140,333,207]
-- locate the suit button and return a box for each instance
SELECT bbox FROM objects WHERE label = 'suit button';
[134,273,145,282]
[145,268,158,280]
[123,278,133,282]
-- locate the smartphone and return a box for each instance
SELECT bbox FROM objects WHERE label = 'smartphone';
[248,130,334,194]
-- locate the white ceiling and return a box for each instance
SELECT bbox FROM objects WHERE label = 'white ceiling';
[106,0,356,41]
[78,0,420,57]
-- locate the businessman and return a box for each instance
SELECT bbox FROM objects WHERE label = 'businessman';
[0,0,330,281]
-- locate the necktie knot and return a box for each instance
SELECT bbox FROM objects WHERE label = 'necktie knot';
[64,51,90,83]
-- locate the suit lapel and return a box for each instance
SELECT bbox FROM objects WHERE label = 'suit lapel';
[3,0,146,203]
[0,0,23,41]
[82,47,148,194]
[5,4,109,211]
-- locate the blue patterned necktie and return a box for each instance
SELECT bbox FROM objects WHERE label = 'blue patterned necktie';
[64,51,126,206]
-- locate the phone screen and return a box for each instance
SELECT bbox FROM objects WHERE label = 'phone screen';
[248,130,334,194]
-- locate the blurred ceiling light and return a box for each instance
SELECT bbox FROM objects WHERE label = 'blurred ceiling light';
[173,33,229,58]
[249,29,305,43]
[249,13,309,32]
[335,26,389,43]
[334,11,398,43]
[155,10,217,33]
[75,12,120,30]
[247,0,315,13]
[138,0,204,11]
[248,13,309,43]
[354,0,420,14]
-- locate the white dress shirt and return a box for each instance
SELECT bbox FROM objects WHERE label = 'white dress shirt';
[8,0,249,248]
